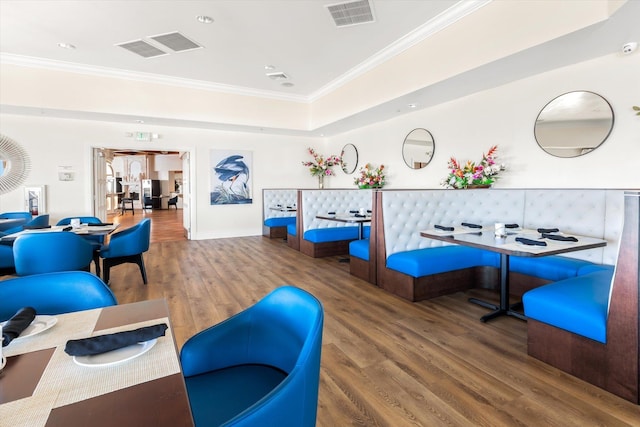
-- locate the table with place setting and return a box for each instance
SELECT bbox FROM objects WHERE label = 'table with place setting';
[316,210,372,240]
[0,223,120,243]
[420,223,607,322]
[0,299,194,427]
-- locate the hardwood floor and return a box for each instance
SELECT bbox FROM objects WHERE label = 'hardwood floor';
[103,231,639,426]
[107,207,186,243]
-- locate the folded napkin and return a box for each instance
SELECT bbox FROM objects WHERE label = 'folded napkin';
[515,237,547,246]
[64,323,168,356]
[23,225,52,230]
[327,211,336,215]
[505,224,520,229]
[354,214,366,218]
[62,226,73,232]
[349,210,359,214]
[537,228,559,234]
[542,233,578,242]
[88,222,113,227]
[2,307,36,347]
[461,222,482,229]
[434,225,454,231]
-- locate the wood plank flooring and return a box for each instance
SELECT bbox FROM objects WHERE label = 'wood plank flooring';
[101,217,639,426]
[4,210,640,425]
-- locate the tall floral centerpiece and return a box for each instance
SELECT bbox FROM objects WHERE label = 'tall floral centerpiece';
[441,145,505,189]
[302,147,342,189]
[354,163,386,189]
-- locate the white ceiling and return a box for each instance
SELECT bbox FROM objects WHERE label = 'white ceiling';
[1,0,639,136]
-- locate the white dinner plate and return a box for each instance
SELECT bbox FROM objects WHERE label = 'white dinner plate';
[0,315,58,340]
[73,338,157,367]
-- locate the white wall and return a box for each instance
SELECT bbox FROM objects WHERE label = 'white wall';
[0,51,638,239]
[326,52,640,189]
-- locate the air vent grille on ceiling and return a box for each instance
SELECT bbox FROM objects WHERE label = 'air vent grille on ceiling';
[266,71,289,81]
[326,0,375,27]
[116,40,167,58]
[150,32,202,52]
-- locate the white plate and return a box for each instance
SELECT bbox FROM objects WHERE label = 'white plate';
[0,315,57,340]
[73,339,157,367]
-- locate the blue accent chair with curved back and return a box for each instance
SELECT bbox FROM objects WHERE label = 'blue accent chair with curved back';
[180,286,324,427]
[100,218,151,285]
[0,211,32,232]
[3,214,50,235]
[13,231,95,276]
[0,271,117,321]
[57,216,105,274]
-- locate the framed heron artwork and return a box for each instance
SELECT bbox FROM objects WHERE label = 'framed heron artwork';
[210,150,253,205]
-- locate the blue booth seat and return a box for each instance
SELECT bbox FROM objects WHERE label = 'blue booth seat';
[509,255,596,282]
[349,239,370,261]
[13,231,95,276]
[303,226,359,243]
[0,271,117,321]
[387,246,500,278]
[287,223,297,236]
[264,217,296,228]
[180,286,324,427]
[100,218,151,285]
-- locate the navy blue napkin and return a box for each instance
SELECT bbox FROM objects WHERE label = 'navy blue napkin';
[64,323,168,356]
[542,233,578,242]
[23,225,51,230]
[88,223,113,227]
[2,307,36,347]
[349,210,358,214]
[354,214,366,218]
[434,225,454,231]
[505,224,520,229]
[327,211,336,215]
[516,237,547,246]
[537,228,559,234]
[461,222,482,229]
[62,226,73,231]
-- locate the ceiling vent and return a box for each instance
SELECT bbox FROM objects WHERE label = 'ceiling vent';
[326,0,375,28]
[149,32,202,52]
[116,39,167,58]
[266,71,289,81]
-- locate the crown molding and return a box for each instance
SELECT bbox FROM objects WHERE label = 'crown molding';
[0,53,309,103]
[308,0,491,101]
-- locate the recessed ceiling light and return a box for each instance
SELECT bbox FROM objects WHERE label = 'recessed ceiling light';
[281,82,294,87]
[408,103,417,109]
[264,65,275,71]
[196,15,214,24]
[57,43,76,49]
[135,119,145,124]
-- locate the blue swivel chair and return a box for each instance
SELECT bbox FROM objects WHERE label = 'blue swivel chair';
[0,211,32,232]
[57,216,104,274]
[180,286,324,427]
[13,231,95,276]
[100,218,151,285]
[0,271,117,321]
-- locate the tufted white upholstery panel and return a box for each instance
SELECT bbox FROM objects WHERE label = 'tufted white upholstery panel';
[382,189,624,264]
[382,190,524,255]
[301,189,372,232]
[262,189,297,220]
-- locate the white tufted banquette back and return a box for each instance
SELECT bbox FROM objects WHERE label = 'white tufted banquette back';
[262,189,298,220]
[301,189,373,232]
[382,189,624,265]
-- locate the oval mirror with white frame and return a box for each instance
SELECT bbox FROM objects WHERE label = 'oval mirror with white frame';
[341,143,358,174]
[402,128,435,169]
[534,91,614,158]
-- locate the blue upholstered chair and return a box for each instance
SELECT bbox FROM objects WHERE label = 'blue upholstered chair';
[0,244,15,271]
[0,211,32,232]
[13,231,95,276]
[143,196,154,211]
[1,213,49,235]
[0,271,117,321]
[57,216,105,275]
[100,218,151,285]
[180,286,324,427]
[167,195,178,209]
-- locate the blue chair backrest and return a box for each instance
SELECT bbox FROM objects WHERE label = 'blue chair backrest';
[27,214,50,228]
[57,216,105,243]
[101,218,151,258]
[13,231,94,276]
[0,271,117,321]
[181,286,324,427]
[0,212,32,221]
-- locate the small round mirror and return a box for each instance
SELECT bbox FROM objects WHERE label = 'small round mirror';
[341,143,358,174]
[534,91,614,158]
[402,128,435,169]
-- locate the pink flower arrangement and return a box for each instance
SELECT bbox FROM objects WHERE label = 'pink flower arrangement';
[354,163,385,188]
[442,145,505,189]
[302,147,342,177]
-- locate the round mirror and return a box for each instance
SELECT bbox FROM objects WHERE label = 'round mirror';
[534,91,614,158]
[402,128,435,169]
[0,134,31,195]
[340,143,358,174]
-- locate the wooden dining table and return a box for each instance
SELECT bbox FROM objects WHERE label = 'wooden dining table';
[0,299,194,427]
